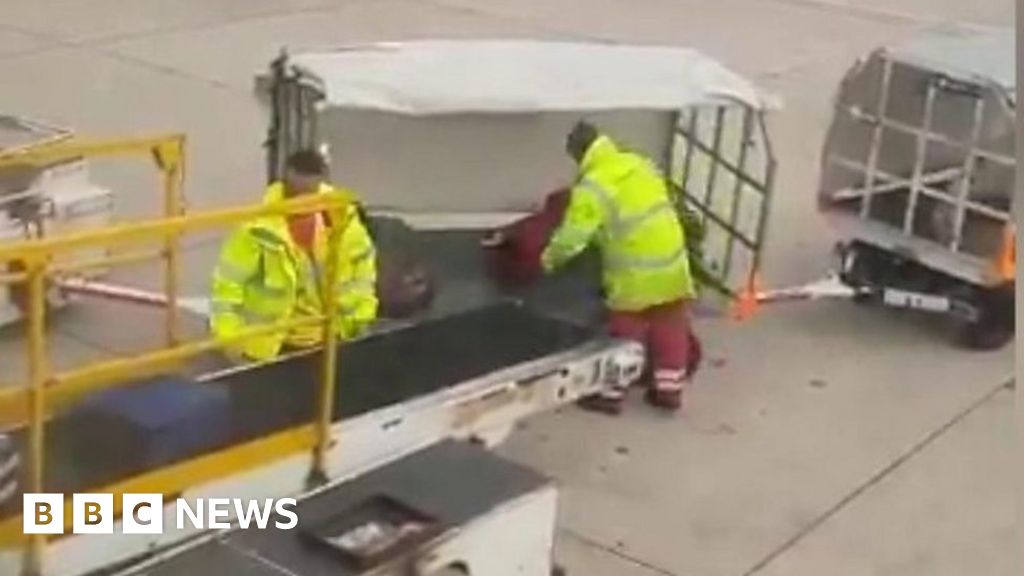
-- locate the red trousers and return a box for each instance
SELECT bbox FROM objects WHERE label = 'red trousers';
[607,299,701,395]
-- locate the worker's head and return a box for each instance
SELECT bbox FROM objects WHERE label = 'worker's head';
[565,121,599,164]
[283,149,328,197]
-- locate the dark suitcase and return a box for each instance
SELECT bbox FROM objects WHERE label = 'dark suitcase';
[66,376,231,473]
[364,215,437,318]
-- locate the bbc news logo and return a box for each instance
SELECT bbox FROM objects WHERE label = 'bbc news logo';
[23,494,298,534]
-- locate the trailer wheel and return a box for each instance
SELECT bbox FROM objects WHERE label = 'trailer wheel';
[840,244,903,307]
[838,243,875,304]
[954,284,1014,351]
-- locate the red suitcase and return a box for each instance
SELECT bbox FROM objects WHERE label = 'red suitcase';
[483,189,570,287]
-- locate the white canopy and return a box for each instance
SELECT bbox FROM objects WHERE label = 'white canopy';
[287,40,776,115]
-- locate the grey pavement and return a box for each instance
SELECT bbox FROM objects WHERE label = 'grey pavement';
[0,0,1015,574]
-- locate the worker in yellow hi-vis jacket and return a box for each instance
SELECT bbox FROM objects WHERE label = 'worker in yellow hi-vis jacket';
[209,150,378,363]
[541,121,700,414]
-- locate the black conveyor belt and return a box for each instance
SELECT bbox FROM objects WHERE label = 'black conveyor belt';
[4,303,595,509]
[416,229,605,327]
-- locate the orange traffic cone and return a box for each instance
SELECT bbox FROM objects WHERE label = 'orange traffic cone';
[731,274,762,321]
[994,225,1015,282]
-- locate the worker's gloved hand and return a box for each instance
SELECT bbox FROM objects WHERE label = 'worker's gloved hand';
[480,230,506,248]
[221,346,253,366]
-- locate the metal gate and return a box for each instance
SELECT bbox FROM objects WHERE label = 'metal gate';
[670,104,776,301]
[264,51,326,184]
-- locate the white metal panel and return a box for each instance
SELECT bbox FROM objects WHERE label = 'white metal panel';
[323,108,677,212]
[417,485,558,576]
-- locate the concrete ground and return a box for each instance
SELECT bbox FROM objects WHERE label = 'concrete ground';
[0,0,1015,574]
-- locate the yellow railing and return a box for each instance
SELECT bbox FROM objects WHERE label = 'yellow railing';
[0,136,351,576]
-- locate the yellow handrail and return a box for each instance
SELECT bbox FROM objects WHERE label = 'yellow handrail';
[1,135,353,576]
[0,315,324,427]
[0,193,348,262]
[0,134,185,168]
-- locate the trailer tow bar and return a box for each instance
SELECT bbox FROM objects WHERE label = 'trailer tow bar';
[752,273,980,323]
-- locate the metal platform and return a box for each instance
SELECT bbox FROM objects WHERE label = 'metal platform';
[108,440,552,576]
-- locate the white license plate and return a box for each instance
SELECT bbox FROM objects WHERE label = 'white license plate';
[882,289,950,312]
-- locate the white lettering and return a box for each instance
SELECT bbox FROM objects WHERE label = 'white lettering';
[207,498,232,529]
[176,498,204,529]
[274,499,298,530]
[234,499,274,530]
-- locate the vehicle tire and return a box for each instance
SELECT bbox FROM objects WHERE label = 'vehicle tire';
[954,283,1014,351]
[839,243,886,305]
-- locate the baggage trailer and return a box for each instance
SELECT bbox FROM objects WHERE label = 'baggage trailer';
[818,25,1015,349]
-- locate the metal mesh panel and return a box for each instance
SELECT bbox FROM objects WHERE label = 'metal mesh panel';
[671,105,774,297]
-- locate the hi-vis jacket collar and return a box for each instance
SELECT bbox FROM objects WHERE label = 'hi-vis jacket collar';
[258,181,359,235]
[262,181,336,204]
[580,135,618,172]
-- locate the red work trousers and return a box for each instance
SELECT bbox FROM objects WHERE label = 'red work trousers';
[607,299,700,399]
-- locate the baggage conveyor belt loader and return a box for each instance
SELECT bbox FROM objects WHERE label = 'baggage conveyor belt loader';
[0,181,645,575]
[0,301,641,576]
[0,139,644,576]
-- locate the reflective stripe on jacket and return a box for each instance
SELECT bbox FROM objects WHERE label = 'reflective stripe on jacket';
[209,182,378,361]
[541,135,695,311]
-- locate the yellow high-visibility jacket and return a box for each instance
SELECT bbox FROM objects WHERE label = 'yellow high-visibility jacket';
[209,182,378,362]
[541,135,695,311]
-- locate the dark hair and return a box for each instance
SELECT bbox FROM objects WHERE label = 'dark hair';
[566,121,599,162]
[285,149,328,176]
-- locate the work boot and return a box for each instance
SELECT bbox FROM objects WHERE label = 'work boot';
[645,387,682,411]
[647,370,687,411]
[577,391,624,416]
